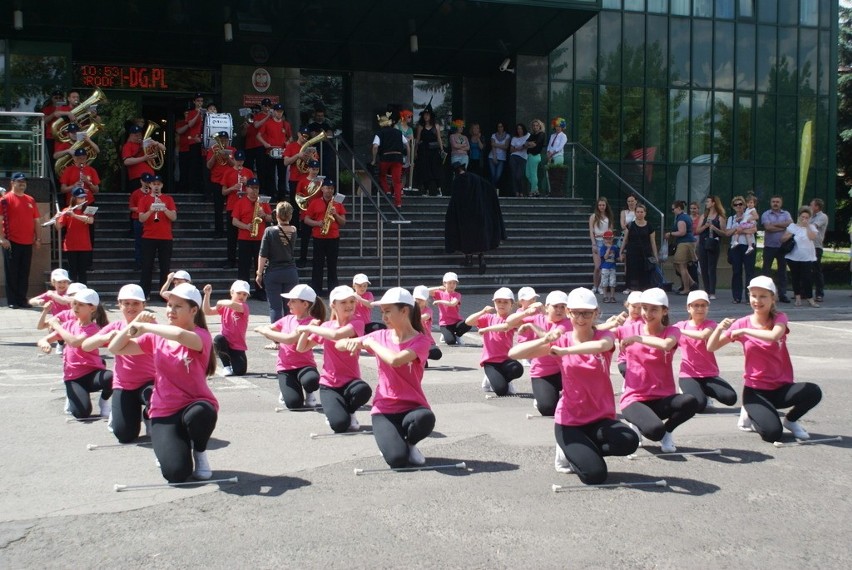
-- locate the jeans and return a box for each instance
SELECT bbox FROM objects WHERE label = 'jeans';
[489,159,505,187]
[697,239,721,294]
[509,155,527,196]
[728,244,756,303]
[263,265,299,322]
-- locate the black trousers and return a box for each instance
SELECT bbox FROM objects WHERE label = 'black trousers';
[151,401,218,483]
[262,156,288,202]
[311,237,339,294]
[139,238,173,299]
[237,240,262,290]
[66,250,93,285]
[207,177,225,234]
[3,241,33,306]
[187,144,204,195]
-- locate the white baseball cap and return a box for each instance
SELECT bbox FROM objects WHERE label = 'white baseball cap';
[170,283,202,306]
[747,275,777,295]
[492,287,514,301]
[517,287,538,301]
[50,268,70,282]
[545,290,569,306]
[567,287,598,310]
[442,272,459,283]
[173,270,192,282]
[117,284,146,302]
[67,282,86,295]
[329,285,357,303]
[352,273,371,285]
[412,285,429,301]
[687,290,710,305]
[639,287,669,307]
[373,287,415,306]
[73,288,100,306]
[626,291,643,305]
[282,284,317,303]
[231,280,251,294]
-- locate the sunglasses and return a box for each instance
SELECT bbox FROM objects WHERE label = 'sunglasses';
[733,202,744,206]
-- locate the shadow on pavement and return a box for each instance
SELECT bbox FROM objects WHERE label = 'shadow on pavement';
[216,471,312,497]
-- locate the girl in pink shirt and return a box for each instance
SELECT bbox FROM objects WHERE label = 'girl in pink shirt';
[413,285,442,364]
[353,273,386,333]
[37,288,113,420]
[674,290,737,413]
[82,284,156,443]
[109,283,218,484]
[337,287,434,468]
[467,287,523,396]
[203,280,250,376]
[297,285,372,433]
[606,291,644,379]
[707,276,822,442]
[619,288,699,453]
[510,288,638,485]
[429,272,472,345]
[31,270,73,355]
[256,284,326,409]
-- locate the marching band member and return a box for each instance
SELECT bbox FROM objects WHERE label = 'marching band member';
[121,124,155,192]
[242,104,263,174]
[205,131,236,239]
[55,187,94,285]
[221,150,253,268]
[137,175,177,300]
[128,173,153,270]
[304,178,346,295]
[41,89,72,164]
[231,178,272,300]
[59,148,100,206]
[283,126,312,212]
[203,281,250,377]
[294,159,321,268]
[257,102,290,202]
[52,123,100,162]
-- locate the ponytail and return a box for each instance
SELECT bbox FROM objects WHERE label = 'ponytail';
[309,299,327,322]
[189,301,217,377]
[94,304,109,327]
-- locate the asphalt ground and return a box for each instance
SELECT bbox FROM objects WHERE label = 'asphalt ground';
[1,287,852,568]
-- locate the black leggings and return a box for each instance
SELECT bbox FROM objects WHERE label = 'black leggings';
[743,383,822,442]
[531,373,562,416]
[484,359,524,396]
[319,380,373,433]
[112,382,154,443]
[150,401,218,483]
[555,419,639,485]
[621,394,700,441]
[678,376,738,412]
[439,321,472,344]
[428,346,443,361]
[65,369,113,419]
[213,334,247,375]
[278,366,320,409]
[372,407,436,468]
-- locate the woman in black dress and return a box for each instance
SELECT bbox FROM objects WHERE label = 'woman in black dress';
[414,108,445,196]
[619,204,658,291]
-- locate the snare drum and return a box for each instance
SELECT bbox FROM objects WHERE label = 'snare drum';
[268,147,284,159]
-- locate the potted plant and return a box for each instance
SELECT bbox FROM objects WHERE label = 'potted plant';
[545,162,568,197]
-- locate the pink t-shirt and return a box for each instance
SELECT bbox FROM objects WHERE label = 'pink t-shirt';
[366,329,432,415]
[35,291,70,316]
[62,320,104,381]
[725,313,794,391]
[615,317,644,365]
[311,319,365,388]
[218,302,249,352]
[514,308,538,345]
[354,291,375,324]
[272,314,317,371]
[100,320,156,390]
[553,330,617,426]
[477,312,515,365]
[619,323,680,409]
[420,310,436,346]
[433,290,462,326]
[674,319,719,378]
[529,314,573,378]
[137,327,218,418]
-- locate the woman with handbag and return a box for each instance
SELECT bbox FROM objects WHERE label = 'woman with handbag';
[782,206,819,307]
[696,195,726,300]
[723,196,758,304]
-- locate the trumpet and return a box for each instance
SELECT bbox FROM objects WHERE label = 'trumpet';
[295,132,327,173]
[142,120,165,171]
[52,88,108,143]
[54,120,103,175]
[249,199,264,238]
[295,176,324,210]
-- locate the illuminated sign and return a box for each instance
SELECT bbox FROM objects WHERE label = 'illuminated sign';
[73,64,216,93]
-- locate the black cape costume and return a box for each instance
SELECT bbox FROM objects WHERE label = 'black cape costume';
[444,172,507,255]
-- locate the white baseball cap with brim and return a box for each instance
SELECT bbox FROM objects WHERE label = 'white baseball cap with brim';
[353,273,371,285]
[639,288,669,307]
[51,268,70,282]
[67,282,86,295]
[329,285,357,303]
[173,270,192,282]
[492,287,514,301]
[626,291,643,305]
[747,275,777,295]
[170,283,202,306]
[442,272,459,283]
[74,288,100,306]
[117,284,146,302]
[517,287,538,301]
[282,284,317,303]
[413,285,429,301]
[687,290,710,305]
[545,290,569,306]
[567,287,598,310]
[231,280,251,294]
[372,287,415,307]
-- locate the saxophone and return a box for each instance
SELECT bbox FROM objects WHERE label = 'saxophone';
[320,199,336,236]
[249,199,264,238]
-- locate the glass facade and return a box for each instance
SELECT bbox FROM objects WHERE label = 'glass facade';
[549,0,837,213]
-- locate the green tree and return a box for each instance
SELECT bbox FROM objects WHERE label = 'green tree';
[837,6,852,242]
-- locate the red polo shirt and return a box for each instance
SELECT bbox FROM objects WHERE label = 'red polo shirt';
[232,198,271,241]
[1,192,41,244]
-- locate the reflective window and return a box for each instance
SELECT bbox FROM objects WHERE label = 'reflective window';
[550,82,572,124]
[778,0,798,26]
[691,90,712,158]
[577,86,595,149]
[646,88,668,161]
[647,0,668,14]
[713,91,734,164]
[669,88,690,163]
[599,11,622,84]
[777,27,798,95]
[599,85,621,159]
[736,23,756,90]
[716,0,735,19]
[737,95,754,162]
[550,37,573,81]
[671,0,691,16]
[799,0,818,26]
[754,94,775,165]
[798,29,817,94]
[738,0,755,18]
[776,96,796,167]
[624,0,644,11]
[734,166,755,195]
[694,0,713,17]
[692,20,713,88]
[818,31,829,95]
[756,25,777,92]
[714,21,735,89]
[670,18,691,84]
[603,0,621,8]
[647,15,669,87]
[757,0,777,23]
[575,22,598,82]
[815,97,829,168]
[623,87,644,157]
[301,72,344,128]
[623,13,645,86]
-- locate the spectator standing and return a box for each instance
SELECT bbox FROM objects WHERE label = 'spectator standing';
[0,173,42,308]
[808,198,828,303]
[760,195,793,303]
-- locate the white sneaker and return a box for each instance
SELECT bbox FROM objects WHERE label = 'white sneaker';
[439,336,446,344]
[143,418,151,437]
[507,382,518,395]
[222,366,234,377]
[348,413,360,431]
[278,393,286,405]
[455,336,465,346]
[554,445,574,473]
[521,359,531,367]
[783,419,810,440]
[304,392,319,407]
[408,444,426,466]
[64,397,72,415]
[738,407,755,432]
[192,450,212,480]
[99,397,111,418]
[107,411,114,433]
[660,432,676,453]
[627,422,643,447]
[481,375,494,393]
[704,398,716,409]
[55,343,63,355]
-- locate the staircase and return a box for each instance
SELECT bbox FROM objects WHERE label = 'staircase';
[50,192,598,297]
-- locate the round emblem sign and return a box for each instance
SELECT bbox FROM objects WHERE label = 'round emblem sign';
[252,68,270,93]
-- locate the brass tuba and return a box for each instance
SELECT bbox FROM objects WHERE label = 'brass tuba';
[211,133,230,165]
[295,132,327,173]
[54,120,104,175]
[52,88,108,143]
[295,175,325,210]
[142,120,165,171]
